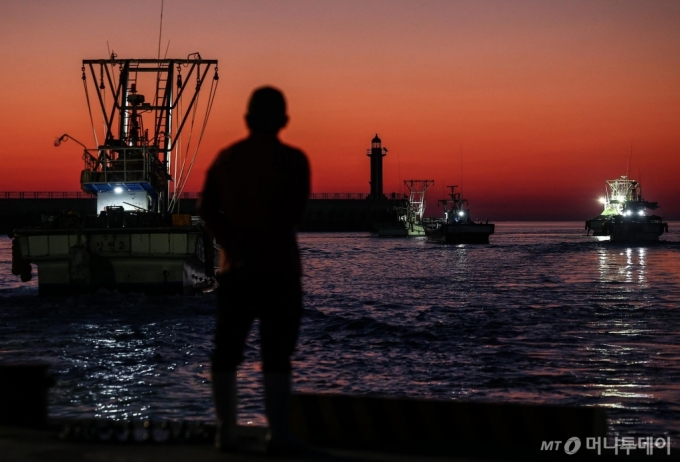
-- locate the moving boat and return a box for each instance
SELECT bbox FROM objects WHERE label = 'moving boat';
[424,186,494,244]
[376,180,434,237]
[585,175,668,242]
[11,53,219,294]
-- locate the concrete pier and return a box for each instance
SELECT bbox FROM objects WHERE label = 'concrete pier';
[0,364,662,461]
[0,423,508,462]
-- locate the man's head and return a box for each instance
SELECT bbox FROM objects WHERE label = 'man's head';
[245,86,288,135]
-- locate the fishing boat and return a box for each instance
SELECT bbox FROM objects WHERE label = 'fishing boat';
[424,186,494,244]
[11,53,219,295]
[376,180,434,237]
[585,175,668,242]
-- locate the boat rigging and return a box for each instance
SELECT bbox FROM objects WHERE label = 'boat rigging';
[59,53,219,214]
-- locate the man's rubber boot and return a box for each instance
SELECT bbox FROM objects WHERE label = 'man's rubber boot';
[263,372,308,457]
[212,370,238,452]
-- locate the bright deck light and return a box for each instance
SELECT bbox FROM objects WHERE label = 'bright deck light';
[638,211,645,216]
[599,197,607,204]
[114,187,123,194]
[458,211,465,216]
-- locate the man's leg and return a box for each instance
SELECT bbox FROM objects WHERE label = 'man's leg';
[212,271,255,451]
[211,370,237,451]
[259,275,303,453]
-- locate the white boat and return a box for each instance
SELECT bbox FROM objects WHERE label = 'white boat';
[424,186,494,244]
[585,175,668,242]
[11,54,219,294]
[376,180,434,237]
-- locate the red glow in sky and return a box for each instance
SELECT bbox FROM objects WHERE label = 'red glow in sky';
[1,0,678,220]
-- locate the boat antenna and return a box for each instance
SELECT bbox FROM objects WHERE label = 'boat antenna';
[638,167,642,197]
[460,145,463,197]
[397,146,402,197]
[106,41,118,88]
[157,0,164,59]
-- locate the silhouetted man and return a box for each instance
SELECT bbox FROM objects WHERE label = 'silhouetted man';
[199,87,310,454]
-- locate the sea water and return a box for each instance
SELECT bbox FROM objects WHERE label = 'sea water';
[1,222,679,442]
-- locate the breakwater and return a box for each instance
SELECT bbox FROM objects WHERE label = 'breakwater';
[0,192,406,234]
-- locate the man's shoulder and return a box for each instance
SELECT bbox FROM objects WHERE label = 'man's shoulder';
[210,139,250,167]
[278,141,308,165]
[220,138,250,157]
[210,137,308,170]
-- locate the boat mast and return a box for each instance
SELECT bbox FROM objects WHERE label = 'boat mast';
[404,180,434,222]
[77,56,218,213]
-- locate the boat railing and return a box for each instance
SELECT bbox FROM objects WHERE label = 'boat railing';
[81,146,151,184]
[0,191,200,199]
[1,191,411,201]
[0,192,93,199]
[308,192,407,200]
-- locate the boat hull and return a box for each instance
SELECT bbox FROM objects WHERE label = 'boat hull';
[586,217,668,242]
[376,221,425,237]
[12,227,214,295]
[425,223,495,244]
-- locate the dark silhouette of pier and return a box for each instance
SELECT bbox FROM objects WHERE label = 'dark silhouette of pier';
[0,192,407,235]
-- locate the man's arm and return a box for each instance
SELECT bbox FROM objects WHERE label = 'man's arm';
[198,161,229,248]
[290,151,311,227]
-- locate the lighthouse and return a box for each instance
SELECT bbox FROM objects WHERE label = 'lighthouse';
[367,134,387,199]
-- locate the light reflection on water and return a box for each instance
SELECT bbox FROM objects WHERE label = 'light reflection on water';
[0,222,679,440]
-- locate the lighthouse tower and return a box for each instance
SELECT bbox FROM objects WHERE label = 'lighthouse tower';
[367,134,387,199]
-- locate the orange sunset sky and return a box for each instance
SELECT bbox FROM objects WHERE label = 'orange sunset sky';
[1,0,678,220]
